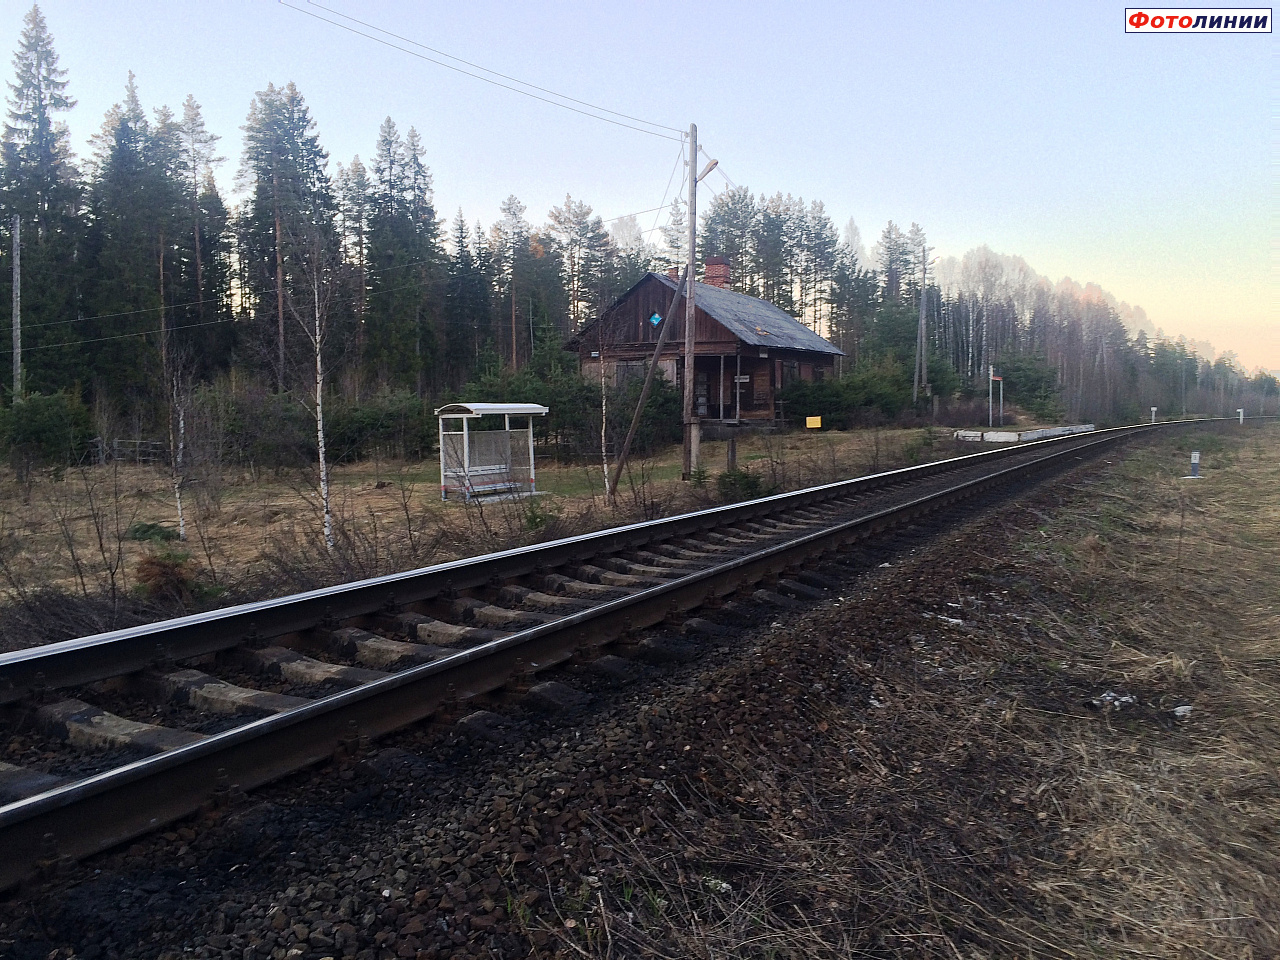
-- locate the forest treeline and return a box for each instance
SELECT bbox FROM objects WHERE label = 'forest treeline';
[1,6,1274,470]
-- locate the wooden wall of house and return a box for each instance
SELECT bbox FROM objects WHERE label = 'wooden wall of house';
[576,274,840,419]
[600,275,736,353]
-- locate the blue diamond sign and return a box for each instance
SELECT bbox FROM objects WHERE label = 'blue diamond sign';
[648,312,662,326]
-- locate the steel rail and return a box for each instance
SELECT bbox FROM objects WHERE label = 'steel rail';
[0,418,1251,889]
[0,419,1213,704]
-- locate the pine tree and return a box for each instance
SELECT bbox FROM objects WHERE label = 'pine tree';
[176,95,221,321]
[700,186,756,293]
[547,194,614,332]
[753,193,795,314]
[491,195,531,368]
[334,155,370,395]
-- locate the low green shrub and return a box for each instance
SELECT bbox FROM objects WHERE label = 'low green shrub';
[0,392,92,467]
[126,521,180,543]
[717,468,765,503]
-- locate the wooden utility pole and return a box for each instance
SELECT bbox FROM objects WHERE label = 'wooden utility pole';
[681,123,699,479]
[11,216,20,402]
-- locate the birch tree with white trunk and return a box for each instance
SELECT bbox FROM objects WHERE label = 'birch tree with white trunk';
[285,232,336,550]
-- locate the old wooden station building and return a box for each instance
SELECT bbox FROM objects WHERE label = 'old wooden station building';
[568,258,844,423]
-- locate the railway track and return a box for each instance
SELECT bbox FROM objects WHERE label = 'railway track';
[0,420,1226,889]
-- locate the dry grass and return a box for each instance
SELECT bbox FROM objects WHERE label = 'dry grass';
[535,425,1279,959]
[1018,428,1280,958]
[0,426,956,649]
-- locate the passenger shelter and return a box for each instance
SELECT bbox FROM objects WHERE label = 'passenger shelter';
[567,260,844,423]
[435,402,548,501]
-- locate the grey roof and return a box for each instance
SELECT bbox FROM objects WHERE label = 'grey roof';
[435,402,548,418]
[653,273,844,356]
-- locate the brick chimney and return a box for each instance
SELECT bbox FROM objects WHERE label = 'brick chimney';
[666,266,680,280]
[704,256,730,288]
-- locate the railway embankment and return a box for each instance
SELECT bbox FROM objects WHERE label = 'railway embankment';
[1,424,1274,960]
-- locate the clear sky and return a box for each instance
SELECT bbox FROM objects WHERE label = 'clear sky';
[5,0,1276,371]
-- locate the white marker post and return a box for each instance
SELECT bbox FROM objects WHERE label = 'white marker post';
[989,366,1003,427]
[1190,451,1200,478]
[1237,408,1244,424]
[1150,406,1157,424]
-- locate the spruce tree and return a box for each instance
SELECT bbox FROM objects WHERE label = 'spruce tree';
[82,74,186,405]
[874,221,912,302]
[443,211,491,385]
[798,200,839,332]
[186,169,233,378]
[2,5,75,228]
[363,118,443,394]
[237,82,334,390]
[829,242,879,368]
[607,214,657,290]
[402,127,434,226]
[659,197,686,273]
[1,4,82,396]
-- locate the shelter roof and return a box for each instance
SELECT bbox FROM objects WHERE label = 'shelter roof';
[434,402,548,418]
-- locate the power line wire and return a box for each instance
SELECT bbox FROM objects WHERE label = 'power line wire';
[642,142,686,241]
[280,2,683,143]
[304,1,684,136]
[6,276,434,352]
[600,204,671,225]
[11,316,234,354]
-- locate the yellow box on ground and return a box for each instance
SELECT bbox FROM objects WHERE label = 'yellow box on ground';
[806,416,822,429]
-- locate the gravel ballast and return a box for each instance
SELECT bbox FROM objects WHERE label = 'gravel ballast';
[3,432,1273,959]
